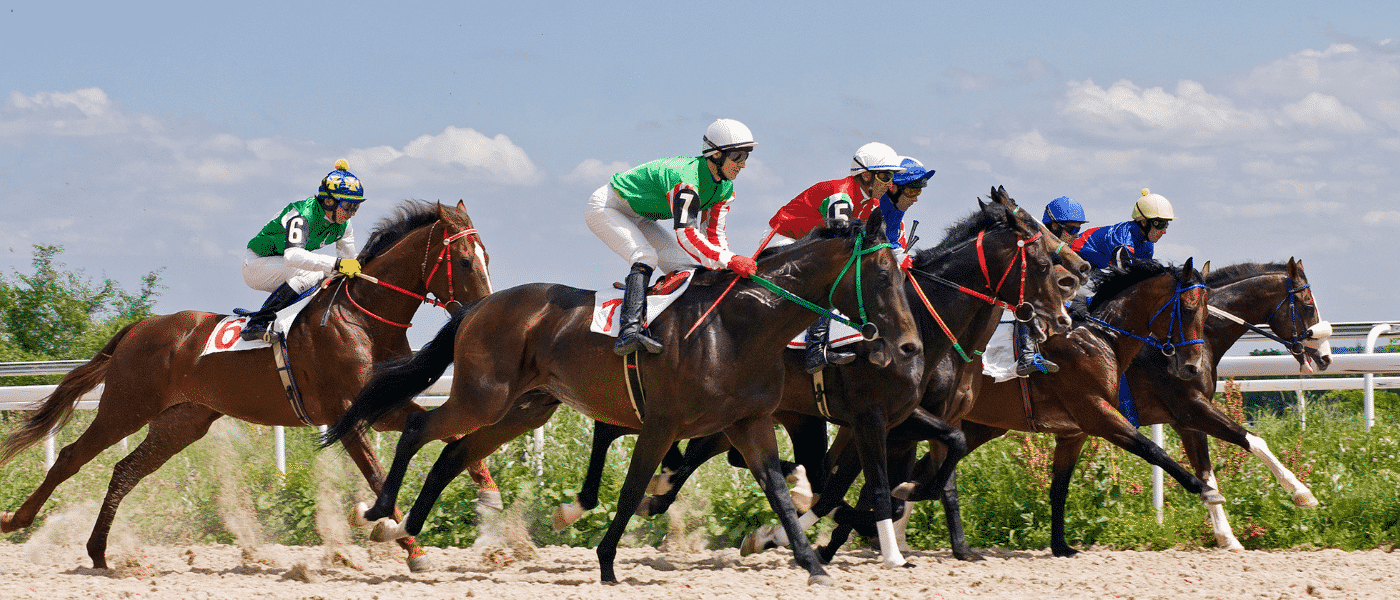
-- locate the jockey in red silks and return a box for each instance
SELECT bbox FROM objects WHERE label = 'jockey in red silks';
[765,142,907,374]
[584,119,759,356]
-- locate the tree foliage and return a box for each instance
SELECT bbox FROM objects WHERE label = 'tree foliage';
[0,244,164,367]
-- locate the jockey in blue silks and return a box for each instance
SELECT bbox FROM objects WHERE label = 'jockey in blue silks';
[878,156,935,270]
[1072,188,1174,269]
[1012,195,1089,376]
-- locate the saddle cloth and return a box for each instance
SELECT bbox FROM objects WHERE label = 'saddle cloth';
[590,269,695,337]
[981,321,1021,382]
[201,287,319,356]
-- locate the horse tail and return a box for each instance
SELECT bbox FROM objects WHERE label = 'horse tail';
[321,302,471,448]
[0,322,135,466]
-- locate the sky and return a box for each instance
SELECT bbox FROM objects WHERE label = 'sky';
[3,1,1399,351]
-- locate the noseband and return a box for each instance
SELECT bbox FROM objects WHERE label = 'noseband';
[340,223,481,328]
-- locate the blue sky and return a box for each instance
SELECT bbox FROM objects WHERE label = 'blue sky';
[3,1,1398,348]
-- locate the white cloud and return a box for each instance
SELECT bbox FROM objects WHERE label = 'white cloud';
[1364,211,1400,224]
[1062,79,1269,142]
[1283,92,1367,130]
[1,88,132,136]
[564,158,631,185]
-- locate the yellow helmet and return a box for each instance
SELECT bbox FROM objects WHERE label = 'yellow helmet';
[1131,188,1174,221]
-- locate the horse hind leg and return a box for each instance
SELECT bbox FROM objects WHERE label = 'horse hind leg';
[1172,426,1244,551]
[2,394,164,536]
[87,404,222,569]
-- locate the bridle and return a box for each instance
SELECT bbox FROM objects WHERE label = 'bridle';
[905,225,1045,362]
[1206,273,1329,356]
[337,222,481,328]
[749,227,891,340]
[1085,273,1206,357]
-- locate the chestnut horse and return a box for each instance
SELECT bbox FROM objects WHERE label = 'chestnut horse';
[322,214,922,586]
[0,200,492,572]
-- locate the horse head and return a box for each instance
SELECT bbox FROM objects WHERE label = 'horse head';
[979,187,1074,342]
[432,200,494,308]
[1089,257,1210,381]
[839,209,923,369]
[1273,258,1332,373]
[352,200,494,322]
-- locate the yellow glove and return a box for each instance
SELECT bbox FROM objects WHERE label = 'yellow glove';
[335,258,362,278]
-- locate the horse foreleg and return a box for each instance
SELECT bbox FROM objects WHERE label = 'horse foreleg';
[1242,432,1316,506]
[726,415,833,587]
[845,411,908,569]
[338,427,431,571]
[637,432,729,517]
[1048,433,1089,557]
[1172,426,1243,551]
[555,421,635,530]
[362,410,440,523]
[86,404,222,569]
[595,428,674,584]
[369,436,478,544]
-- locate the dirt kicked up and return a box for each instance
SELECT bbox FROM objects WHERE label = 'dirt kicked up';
[2,540,1397,600]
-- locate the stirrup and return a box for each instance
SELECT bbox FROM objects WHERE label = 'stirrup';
[615,329,663,356]
[1015,354,1058,376]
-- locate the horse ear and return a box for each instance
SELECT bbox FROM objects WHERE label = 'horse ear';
[456,199,467,212]
[1200,260,1211,279]
[978,198,989,211]
[865,206,885,238]
[1111,246,1131,271]
[1288,256,1300,277]
[1182,256,1194,277]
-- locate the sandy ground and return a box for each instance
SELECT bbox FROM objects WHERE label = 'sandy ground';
[2,539,1398,600]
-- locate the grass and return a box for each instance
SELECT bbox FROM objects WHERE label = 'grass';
[1,389,1397,554]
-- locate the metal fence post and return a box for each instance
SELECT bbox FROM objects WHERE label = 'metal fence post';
[1364,324,1396,432]
[274,425,286,474]
[1151,424,1164,524]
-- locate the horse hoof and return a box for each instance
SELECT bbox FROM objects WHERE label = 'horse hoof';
[1292,490,1319,508]
[739,527,774,557]
[890,482,915,501]
[0,512,17,533]
[808,574,836,587]
[1201,489,1226,505]
[348,502,371,528]
[370,519,408,542]
[477,490,504,512]
[646,468,675,496]
[553,503,583,531]
[881,558,910,569]
[406,553,433,572]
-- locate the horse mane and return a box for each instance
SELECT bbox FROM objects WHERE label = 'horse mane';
[1204,262,1286,287]
[908,203,1012,271]
[356,200,442,266]
[1087,259,1178,312]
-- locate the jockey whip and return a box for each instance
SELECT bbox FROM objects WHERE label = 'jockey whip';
[684,228,777,339]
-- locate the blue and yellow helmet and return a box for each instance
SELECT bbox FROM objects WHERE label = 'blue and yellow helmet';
[317,159,364,204]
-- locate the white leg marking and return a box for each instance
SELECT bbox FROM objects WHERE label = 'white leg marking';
[1246,433,1318,507]
[876,519,908,568]
[1203,472,1244,550]
[787,465,814,514]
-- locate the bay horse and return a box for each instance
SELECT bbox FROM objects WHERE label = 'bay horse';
[0,200,492,572]
[322,213,922,585]
[876,258,1217,559]
[1114,258,1331,551]
[551,196,1079,569]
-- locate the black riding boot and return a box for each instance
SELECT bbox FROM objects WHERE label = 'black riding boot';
[804,316,856,374]
[614,262,663,356]
[241,283,300,342]
[1014,320,1059,376]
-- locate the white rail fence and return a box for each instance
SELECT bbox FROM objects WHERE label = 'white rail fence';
[2,322,1397,486]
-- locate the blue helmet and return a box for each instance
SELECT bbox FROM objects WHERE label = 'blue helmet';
[892,157,935,187]
[1042,196,1085,226]
[317,159,365,204]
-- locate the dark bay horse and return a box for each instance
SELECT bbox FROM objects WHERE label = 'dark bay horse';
[882,258,1217,558]
[0,200,492,572]
[322,214,922,585]
[552,196,1079,569]
[1117,258,1331,551]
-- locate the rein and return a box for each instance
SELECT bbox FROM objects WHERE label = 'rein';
[341,225,480,328]
[1207,275,1327,356]
[904,227,1043,362]
[1085,277,1206,357]
[749,229,891,338]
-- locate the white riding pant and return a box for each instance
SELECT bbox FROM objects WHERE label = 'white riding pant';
[585,184,696,273]
[242,249,327,294]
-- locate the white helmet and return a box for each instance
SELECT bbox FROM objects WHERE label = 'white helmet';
[1131,188,1175,221]
[850,142,905,174]
[702,119,756,157]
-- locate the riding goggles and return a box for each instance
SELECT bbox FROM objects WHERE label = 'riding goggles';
[1146,218,1170,231]
[723,149,750,164]
[872,171,895,183]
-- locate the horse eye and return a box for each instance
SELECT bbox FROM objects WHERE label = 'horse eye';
[458,258,475,271]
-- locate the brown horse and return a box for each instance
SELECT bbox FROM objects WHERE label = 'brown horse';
[886,258,1216,558]
[322,214,922,586]
[0,200,492,572]
[550,195,1080,568]
[1116,258,1331,551]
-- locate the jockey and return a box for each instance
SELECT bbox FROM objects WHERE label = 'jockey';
[1011,196,1087,376]
[241,159,364,342]
[880,156,935,267]
[585,118,758,356]
[766,142,906,374]
[1072,188,1174,269]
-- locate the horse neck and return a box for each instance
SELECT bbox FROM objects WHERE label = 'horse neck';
[1092,274,1175,372]
[332,225,439,333]
[732,237,858,350]
[1207,271,1288,359]
[908,248,1005,364]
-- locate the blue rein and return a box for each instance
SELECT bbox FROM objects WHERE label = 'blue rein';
[1086,280,1206,356]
